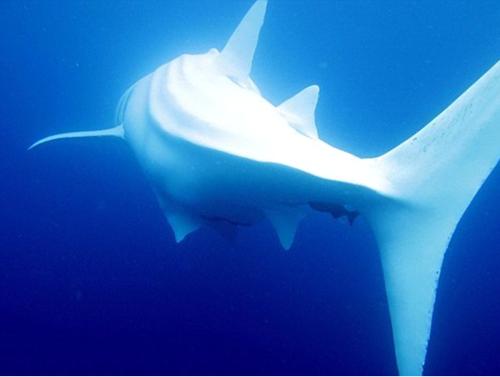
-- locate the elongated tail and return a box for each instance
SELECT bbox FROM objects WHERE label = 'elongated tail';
[28,125,124,150]
[365,61,500,375]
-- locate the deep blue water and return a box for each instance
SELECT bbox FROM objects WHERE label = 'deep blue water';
[1,0,499,375]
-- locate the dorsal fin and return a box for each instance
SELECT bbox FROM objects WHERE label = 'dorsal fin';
[278,85,320,139]
[218,0,268,79]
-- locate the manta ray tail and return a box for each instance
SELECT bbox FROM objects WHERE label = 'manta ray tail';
[366,61,500,375]
[28,125,124,150]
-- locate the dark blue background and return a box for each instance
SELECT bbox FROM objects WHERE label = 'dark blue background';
[1,0,499,375]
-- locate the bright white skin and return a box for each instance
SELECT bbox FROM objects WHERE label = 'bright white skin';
[122,50,389,231]
[120,40,499,374]
[30,1,499,375]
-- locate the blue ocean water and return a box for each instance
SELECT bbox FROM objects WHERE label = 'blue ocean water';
[1,0,499,375]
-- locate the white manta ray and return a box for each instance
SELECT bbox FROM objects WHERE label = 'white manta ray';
[30,1,499,375]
